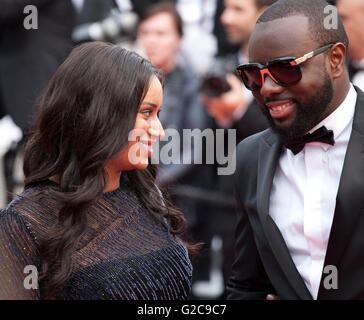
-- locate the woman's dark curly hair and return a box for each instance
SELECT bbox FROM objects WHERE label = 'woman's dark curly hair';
[23,41,197,299]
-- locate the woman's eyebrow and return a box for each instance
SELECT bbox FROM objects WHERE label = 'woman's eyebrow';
[141,102,158,108]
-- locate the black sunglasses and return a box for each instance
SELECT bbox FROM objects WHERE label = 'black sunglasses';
[236,43,335,91]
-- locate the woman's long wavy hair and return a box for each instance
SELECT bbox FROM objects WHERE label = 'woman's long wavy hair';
[23,42,197,299]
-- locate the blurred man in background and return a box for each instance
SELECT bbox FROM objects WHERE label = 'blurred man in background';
[193,0,276,299]
[137,1,209,246]
[337,0,364,91]
[201,0,277,127]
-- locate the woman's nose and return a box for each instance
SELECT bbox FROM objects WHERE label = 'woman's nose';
[148,118,165,140]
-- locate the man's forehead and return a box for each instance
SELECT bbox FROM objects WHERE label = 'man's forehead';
[248,15,311,62]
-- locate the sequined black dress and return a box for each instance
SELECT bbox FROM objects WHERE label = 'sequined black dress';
[0,174,192,299]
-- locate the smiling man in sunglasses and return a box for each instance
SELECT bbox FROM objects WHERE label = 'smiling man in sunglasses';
[227,0,364,300]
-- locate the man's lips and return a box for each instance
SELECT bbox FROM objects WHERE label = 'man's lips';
[265,99,296,119]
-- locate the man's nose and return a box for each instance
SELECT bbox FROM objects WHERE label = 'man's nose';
[259,72,284,98]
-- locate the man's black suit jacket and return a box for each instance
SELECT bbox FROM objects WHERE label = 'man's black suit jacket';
[227,87,364,300]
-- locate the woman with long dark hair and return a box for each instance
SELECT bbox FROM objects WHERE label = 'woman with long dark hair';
[0,42,195,299]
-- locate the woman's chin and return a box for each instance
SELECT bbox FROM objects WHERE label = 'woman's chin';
[130,157,150,170]
[135,162,149,170]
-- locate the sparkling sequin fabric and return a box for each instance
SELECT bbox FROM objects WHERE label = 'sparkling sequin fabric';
[0,174,192,299]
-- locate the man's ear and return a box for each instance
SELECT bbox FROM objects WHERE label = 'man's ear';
[328,42,347,79]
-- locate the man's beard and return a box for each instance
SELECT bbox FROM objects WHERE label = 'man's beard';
[262,71,334,142]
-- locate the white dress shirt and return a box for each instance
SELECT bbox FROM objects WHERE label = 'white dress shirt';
[269,84,357,299]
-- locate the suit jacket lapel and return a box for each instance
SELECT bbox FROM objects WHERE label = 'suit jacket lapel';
[318,88,364,298]
[257,132,313,300]
[256,132,280,222]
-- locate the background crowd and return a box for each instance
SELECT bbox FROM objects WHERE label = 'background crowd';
[0,0,362,299]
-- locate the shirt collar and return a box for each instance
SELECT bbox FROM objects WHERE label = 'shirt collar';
[309,84,357,143]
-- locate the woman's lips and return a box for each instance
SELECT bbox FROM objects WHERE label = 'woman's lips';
[139,140,155,157]
[265,99,295,119]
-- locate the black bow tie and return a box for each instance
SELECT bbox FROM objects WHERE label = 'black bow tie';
[284,126,335,155]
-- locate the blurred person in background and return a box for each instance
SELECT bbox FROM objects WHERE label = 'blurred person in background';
[73,0,117,25]
[0,95,22,209]
[175,0,218,75]
[0,0,138,206]
[0,0,76,204]
[137,2,214,297]
[133,0,223,75]
[71,0,139,49]
[191,0,276,299]
[136,2,208,226]
[213,0,240,57]
[201,0,277,129]
[336,0,364,91]
[137,2,209,202]
[0,0,76,133]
